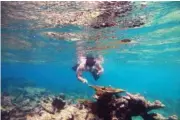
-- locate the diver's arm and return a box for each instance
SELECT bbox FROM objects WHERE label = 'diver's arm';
[76,65,88,83]
[96,63,104,75]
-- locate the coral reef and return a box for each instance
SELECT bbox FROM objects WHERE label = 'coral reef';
[1,85,178,120]
[142,113,178,120]
[41,96,66,114]
[85,85,177,120]
[89,84,125,97]
[2,1,146,29]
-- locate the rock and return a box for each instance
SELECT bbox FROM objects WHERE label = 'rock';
[88,85,177,120]
[142,113,179,120]
[41,97,66,114]
[52,98,66,112]
[2,85,178,120]
[168,115,178,120]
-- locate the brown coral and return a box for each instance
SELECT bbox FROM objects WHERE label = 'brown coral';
[88,85,125,98]
[87,85,177,120]
[1,85,178,120]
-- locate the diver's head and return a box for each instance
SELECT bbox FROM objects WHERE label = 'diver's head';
[86,53,94,59]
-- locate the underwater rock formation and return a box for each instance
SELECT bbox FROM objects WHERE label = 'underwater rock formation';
[142,113,178,120]
[2,1,146,30]
[1,95,16,120]
[1,85,178,120]
[1,86,52,120]
[90,1,133,29]
[89,85,125,98]
[80,85,178,120]
[41,96,66,114]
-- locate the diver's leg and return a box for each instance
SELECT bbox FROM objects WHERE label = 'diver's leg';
[90,69,100,81]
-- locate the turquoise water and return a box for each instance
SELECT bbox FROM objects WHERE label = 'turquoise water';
[1,1,180,117]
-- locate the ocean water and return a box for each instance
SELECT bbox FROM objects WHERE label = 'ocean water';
[1,1,180,118]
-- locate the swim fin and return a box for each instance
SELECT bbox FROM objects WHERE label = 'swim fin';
[72,64,79,71]
[91,69,100,81]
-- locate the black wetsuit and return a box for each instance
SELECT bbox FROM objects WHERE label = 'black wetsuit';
[85,57,96,68]
[72,57,100,81]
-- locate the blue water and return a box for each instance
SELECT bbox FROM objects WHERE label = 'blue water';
[2,62,180,99]
[1,1,180,116]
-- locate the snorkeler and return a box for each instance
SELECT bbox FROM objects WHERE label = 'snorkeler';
[72,54,104,84]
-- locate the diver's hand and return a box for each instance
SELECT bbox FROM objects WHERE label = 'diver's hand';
[81,78,88,84]
[97,70,103,75]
